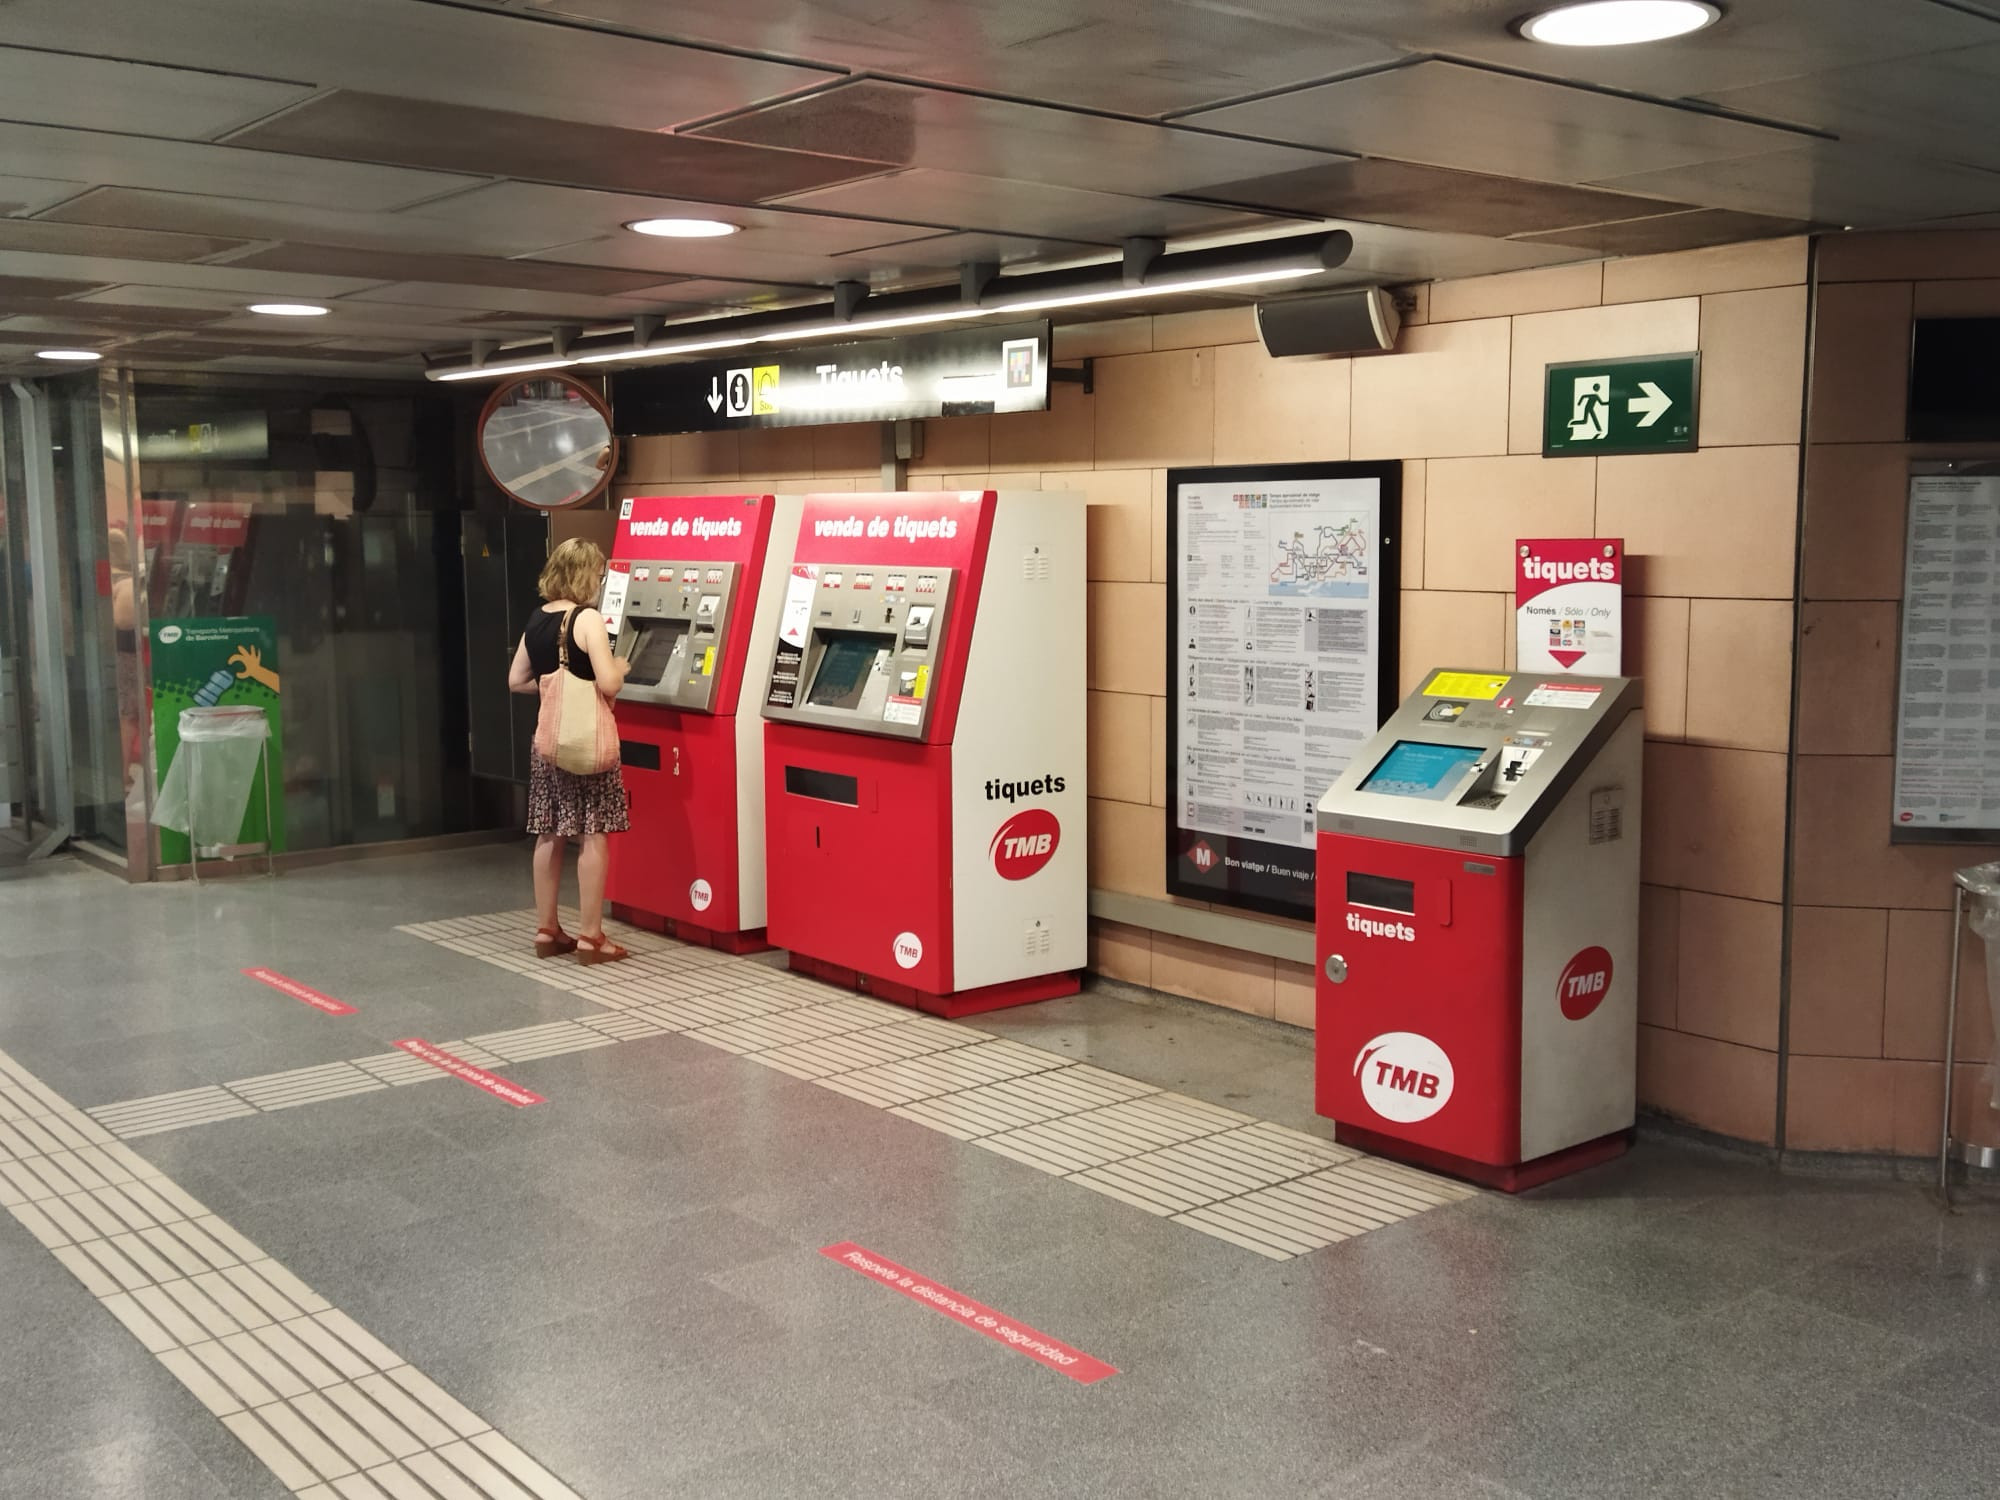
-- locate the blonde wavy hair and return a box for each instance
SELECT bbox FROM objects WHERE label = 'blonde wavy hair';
[538,537,606,607]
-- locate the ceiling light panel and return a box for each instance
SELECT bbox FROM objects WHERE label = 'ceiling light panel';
[1519,2,1720,47]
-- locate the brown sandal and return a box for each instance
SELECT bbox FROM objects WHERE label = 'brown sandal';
[535,928,579,959]
[575,933,629,965]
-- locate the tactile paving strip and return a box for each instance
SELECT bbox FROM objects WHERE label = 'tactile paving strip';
[0,1045,584,1499]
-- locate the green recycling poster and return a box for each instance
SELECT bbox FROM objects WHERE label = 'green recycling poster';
[150,616,285,864]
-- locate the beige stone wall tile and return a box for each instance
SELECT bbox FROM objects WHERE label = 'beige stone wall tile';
[992,379,1095,471]
[1809,282,1913,444]
[1674,893,1783,1050]
[1795,601,1896,756]
[1352,318,1511,460]
[1884,908,1991,1065]
[1088,690,1151,806]
[1088,580,1165,695]
[911,413,989,477]
[812,423,881,477]
[1094,348,1215,469]
[1640,883,1680,1029]
[1212,343,1352,465]
[1054,317,1151,361]
[1150,931,1277,1018]
[1598,446,1799,598]
[1912,280,2000,317]
[1088,919,1152,985]
[1150,469,1168,583]
[1627,595,1690,738]
[1817,229,2000,282]
[938,472,1040,491]
[1683,599,1794,753]
[669,431,739,480]
[1790,755,2000,909]
[1422,456,1597,593]
[1087,796,1165,899]
[1076,467,1153,582]
[1397,590,1509,697]
[1784,1055,1896,1152]
[1637,1025,1777,1144]
[1431,261,1602,323]
[1699,286,1808,448]
[1275,959,1316,1029]
[1801,443,1909,602]
[1399,460,1426,591]
[1149,694,1168,808]
[1601,237,1809,304]
[737,427,816,479]
[1788,905,1888,1058]
[1642,741,1788,903]
[623,435,674,484]
[1508,299,1700,453]
[1153,307,1259,351]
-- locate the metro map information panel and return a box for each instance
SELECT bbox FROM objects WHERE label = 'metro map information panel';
[1166,462,1402,920]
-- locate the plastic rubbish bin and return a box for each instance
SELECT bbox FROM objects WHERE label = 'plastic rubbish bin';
[150,705,273,879]
[1940,861,2000,1202]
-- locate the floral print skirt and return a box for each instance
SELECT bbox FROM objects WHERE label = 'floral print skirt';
[526,748,629,837]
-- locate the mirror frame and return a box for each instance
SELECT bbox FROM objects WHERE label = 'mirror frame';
[475,372,620,510]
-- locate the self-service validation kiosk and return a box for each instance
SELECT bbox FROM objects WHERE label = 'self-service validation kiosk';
[602,492,801,950]
[1315,669,1643,1191]
[758,490,1085,1018]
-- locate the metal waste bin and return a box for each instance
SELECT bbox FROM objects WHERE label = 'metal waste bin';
[1940,862,2000,1203]
[150,705,274,880]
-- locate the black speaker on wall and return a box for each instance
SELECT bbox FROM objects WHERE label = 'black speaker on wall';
[1256,287,1401,358]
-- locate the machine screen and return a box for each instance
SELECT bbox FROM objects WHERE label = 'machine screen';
[1361,741,1483,800]
[624,619,689,687]
[805,632,881,710]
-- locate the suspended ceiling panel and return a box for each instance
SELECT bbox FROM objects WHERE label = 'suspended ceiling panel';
[1181,159,1694,239]
[773,168,1295,244]
[1188,60,1809,184]
[1173,0,2000,103]
[1698,43,2000,174]
[1594,143,2000,228]
[0,220,250,264]
[223,245,682,298]
[0,0,839,134]
[0,251,388,300]
[0,47,311,139]
[691,79,1343,198]
[1517,208,1821,255]
[530,0,1402,117]
[0,121,482,212]
[342,282,692,319]
[0,174,88,216]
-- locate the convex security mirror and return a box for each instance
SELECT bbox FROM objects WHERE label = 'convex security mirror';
[476,373,619,510]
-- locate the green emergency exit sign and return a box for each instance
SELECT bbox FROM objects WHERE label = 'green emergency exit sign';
[1543,353,1700,457]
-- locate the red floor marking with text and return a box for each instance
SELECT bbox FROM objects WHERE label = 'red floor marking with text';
[242,969,356,1016]
[820,1242,1118,1384]
[393,1039,545,1107]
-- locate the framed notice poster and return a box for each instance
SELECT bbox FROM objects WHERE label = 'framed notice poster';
[1892,467,2000,841]
[1166,462,1401,919]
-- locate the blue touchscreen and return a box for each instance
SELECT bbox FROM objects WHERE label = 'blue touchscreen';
[1361,741,1483,801]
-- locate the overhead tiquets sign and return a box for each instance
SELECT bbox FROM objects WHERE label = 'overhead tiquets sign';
[1893,470,2000,840]
[1167,463,1401,920]
[612,321,1050,434]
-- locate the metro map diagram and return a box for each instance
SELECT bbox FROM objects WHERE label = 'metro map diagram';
[1269,520,1370,597]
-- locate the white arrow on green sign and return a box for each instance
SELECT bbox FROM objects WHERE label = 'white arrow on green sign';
[1543,353,1700,457]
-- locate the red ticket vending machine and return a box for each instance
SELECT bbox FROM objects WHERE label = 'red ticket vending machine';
[758,490,1085,1018]
[603,493,801,950]
[1314,669,1643,1191]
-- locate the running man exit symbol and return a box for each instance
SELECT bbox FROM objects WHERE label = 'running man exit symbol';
[1543,354,1699,457]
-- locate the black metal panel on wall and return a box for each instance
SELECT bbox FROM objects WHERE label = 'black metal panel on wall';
[1165,461,1402,922]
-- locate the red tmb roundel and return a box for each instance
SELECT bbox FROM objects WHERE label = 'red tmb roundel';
[1558,946,1614,1021]
[990,808,1061,880]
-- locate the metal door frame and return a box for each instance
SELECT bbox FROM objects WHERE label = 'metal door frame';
[8,380,74,858]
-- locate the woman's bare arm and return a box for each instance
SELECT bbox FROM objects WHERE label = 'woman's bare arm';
[507,635,538,695]
[573,608,628,699]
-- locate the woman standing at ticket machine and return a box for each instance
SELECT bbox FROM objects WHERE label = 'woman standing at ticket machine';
[507,538,632,964]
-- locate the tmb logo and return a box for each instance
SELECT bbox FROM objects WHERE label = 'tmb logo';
[1558,946,1613,1021]
[1187,839,1218,873]
[688,878,713,913]
[990,809,1060,881]
[892,931,924,970]
[1354,1031,1454,1124]
[1346,910,1416,943]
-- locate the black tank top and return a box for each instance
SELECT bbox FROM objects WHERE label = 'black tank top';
[524,607,595,682]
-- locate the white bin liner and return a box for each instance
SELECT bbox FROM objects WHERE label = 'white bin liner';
[151,706,268,855]
[1959,861,2000,1109]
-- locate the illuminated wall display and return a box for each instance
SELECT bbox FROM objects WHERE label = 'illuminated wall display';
[611,322,1051,434]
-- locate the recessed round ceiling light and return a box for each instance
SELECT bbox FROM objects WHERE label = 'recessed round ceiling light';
[37,349,101,362]
[247,302,331,316]
[625,217,741,238]
[1519,0,1719,46]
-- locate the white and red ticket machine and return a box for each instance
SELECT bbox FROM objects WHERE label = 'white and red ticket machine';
[603,492,801,951]
[758,490,1085,1019]
[1314,669,1643,1192]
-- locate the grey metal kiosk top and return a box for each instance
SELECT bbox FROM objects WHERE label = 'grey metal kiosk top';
[1317,668,1643,858]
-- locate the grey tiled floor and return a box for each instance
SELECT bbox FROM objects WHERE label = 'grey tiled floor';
[2,845,1996,1498]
